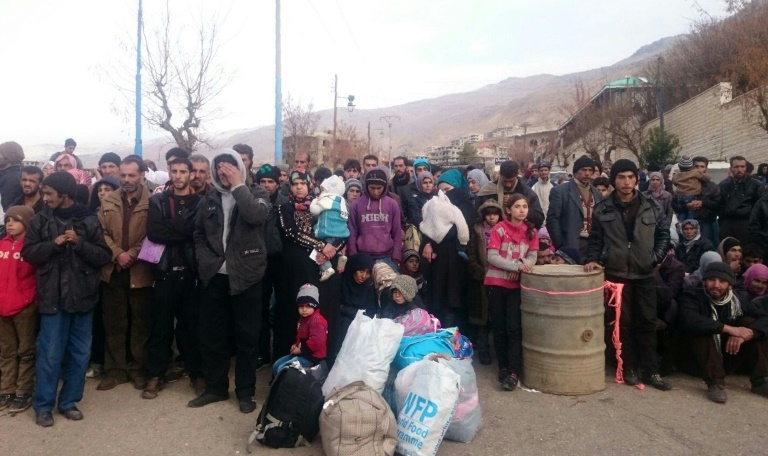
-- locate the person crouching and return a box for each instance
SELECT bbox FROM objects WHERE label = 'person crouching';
[272,284,328,377]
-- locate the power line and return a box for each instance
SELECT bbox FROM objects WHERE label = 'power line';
[304,0,337,46]
[332,0,368,67]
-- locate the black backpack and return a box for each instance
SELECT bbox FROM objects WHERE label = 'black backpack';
[247,361,327,450]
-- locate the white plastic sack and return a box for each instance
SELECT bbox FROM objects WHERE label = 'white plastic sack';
[394,357,460,456]
[442,358,482,443]
[322,310,404,396]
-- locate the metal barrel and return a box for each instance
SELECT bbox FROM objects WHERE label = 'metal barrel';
[520,264,605,395]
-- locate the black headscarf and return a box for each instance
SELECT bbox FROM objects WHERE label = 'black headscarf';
[341,253,376,314]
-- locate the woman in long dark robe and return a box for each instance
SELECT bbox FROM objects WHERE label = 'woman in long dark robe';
[335,253,376,353]
[276,170,344,361]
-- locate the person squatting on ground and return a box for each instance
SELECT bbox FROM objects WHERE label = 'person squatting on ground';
[677,262,768,403]
[190,150,270,413]
[0,206,37,414]
[309,175,349,282]
[484,194,538,392]
[23,171,111,427]
[584,159,672,391]
[271,284,328,377]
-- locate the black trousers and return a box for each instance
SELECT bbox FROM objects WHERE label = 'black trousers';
[259,255,283,361]
[487,286,523,375]
[146,269,201,380]
[198,274,262,398]
[690,317,768,386]
[607,275,659,373]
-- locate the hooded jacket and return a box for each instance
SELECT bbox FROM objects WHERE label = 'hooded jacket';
[99,185,153,287]
[296,309,328,363]
[585,191,670,280]
[0,235,36,317]
[347,168,403,263]
[476,177,545,229]
[194,149,271,295]
[22,204,112,314]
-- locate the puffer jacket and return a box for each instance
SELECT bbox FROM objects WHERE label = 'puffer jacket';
[194,150,271,295]
[0,235,36,317]
[22,206,112,314]
[586,191,670,280]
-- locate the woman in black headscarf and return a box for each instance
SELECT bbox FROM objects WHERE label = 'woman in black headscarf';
[335,253,376,353]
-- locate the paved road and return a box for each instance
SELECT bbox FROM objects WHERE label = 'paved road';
[2,362,767,455]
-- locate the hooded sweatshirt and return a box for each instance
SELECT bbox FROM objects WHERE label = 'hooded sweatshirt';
[0,234,36,317]
[211,149,249,275]
[348,168,403,263]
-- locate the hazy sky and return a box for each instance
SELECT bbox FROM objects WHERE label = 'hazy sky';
[1,0,729,147]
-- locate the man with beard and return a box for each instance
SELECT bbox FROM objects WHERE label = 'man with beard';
[142,157,204,399]
[190,150,270,413]
[253,164,288,369]
[23,172,111,427]
[232,143,257,186]
[546,155,602,257]
[475,160,545,228]
[189,154,212,194]
[678,262,768,403]
[531,162,553,222]
[718,156,762,243]
[343,159,361,181]
[12,166,44,213]
[585,159,672,391]
[390,156,412,217]
[97,156,153,392]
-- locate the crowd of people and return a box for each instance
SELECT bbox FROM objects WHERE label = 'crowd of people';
[1,136,768,429]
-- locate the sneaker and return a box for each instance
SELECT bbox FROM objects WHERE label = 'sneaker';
[8,394,31,413]
[320,268,336,282]
[502,372,519,391]
[0,394,15,411]
[751,377,768,398]
[254,357,269,372]
[642,373,672,391]
[706,384,727,403]
[623,367,640,386]
[337,255,348,273]
[86,364,103,378]
[164,365,189,384]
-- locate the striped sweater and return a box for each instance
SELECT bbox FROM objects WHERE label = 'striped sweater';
[483,219,539,289]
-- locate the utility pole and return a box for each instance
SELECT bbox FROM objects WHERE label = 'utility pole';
[274,0,283,164]
[134,0,143,157]
[379,115,400,172]
[332,74,355,154]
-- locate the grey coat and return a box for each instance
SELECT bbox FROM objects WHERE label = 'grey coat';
[546,180,602,250]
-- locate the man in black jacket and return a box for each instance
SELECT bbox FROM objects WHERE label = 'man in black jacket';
[22,172,112,427]
[142,157,203,400]
[190,150,270,413]
[677,262,768,403]
[585,159,672,391]
[475,160,545,228]
[671,156,721,246]
[546,155,602,258]
[254,164,289,369]
[718,156,762,244]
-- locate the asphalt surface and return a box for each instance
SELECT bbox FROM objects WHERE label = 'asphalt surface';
[2,361,767,456]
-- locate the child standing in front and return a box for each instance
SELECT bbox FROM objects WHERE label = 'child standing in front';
[272,284,328,377]
[0,206,37,413]
[672,155,710,221]
[310,175,349,281]
[484,194,538,391]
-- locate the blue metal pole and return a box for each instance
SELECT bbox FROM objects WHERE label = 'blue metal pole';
[274,0,283,164]
[135,0,143,157]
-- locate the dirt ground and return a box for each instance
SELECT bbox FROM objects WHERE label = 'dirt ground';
[2,361,768,456]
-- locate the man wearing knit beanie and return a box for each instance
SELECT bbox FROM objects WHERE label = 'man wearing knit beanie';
[677,261,768,403]
[585,158,672,391]
[546,154,602,258]
[0,141,24,212]
[98,152,122,178]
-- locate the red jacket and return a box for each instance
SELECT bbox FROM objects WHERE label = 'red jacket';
[296,310,328,363]
[0,235,36,317]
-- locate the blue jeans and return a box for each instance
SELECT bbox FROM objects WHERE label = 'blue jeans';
[34,311,93,413]
[675,195,696,222]
[699,220,718,247]
[272,355,312,377]
[375,257,398,271]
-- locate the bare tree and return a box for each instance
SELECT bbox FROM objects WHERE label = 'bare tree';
[282,95,321,165]
[557,79,611,162]
[328,121,366,168]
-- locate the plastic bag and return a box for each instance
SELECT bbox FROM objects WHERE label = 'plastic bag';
[393,330,455,371]
[322,310,404,395]
[442,358,482,443]
[394,356,460,456]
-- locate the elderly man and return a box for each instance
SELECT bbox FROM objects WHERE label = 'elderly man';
[531,161,553,221]
[678,262,768,403]
[546,155,602,257]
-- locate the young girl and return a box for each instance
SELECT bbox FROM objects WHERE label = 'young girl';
[484,194,538,391]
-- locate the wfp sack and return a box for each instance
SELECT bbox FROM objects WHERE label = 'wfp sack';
[393,330,455,371]
[323,310,404,395]
[442,358,482,443]
[394,357,460,456]
[319,381,397,456]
